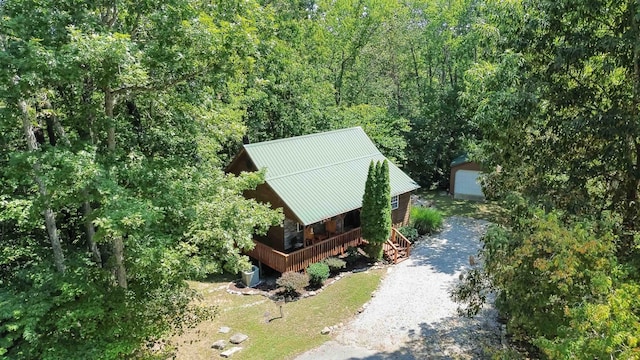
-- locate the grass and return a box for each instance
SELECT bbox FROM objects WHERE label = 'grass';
[167,268,384,360]
[417,190,506,223]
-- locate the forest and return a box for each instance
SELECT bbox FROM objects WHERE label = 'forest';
[1,0,639,358]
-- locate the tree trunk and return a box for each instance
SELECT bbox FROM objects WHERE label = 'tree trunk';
[47,96,102,266]
[409,44,422,102]
[335,50,346,106]
[105,89,127,288]
[19,99,66,274]
[83,197,102,266]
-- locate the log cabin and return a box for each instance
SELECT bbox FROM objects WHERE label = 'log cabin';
[227,127,420,272]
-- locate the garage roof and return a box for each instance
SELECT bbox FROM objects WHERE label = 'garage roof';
[451,154,471,167]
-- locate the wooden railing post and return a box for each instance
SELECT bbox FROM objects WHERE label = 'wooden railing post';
[245,227,366,273]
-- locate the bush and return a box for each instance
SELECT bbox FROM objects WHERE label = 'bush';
[346,246,359,258]
[345,246,361,265]
[276,272,309,295]
[410,206,443,235]
[307,262,330,287]
[397,225,419,241]
[323,257,346,274]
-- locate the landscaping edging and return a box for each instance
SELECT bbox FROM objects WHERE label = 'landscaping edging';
[226,264,385,301]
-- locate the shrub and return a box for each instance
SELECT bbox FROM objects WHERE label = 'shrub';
[276,272,309,295]
[346,246,359,258]
[307,262,330,287]
[410,206,443,235]
[397,225,419,241]
[323,257,346,274]
[345,246,361,265]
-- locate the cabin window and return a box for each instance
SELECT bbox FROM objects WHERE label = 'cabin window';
[391,195,399,210]
[296,222,303,232]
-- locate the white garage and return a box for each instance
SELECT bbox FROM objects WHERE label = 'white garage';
[453,170,483,199]
[450,155,485,200]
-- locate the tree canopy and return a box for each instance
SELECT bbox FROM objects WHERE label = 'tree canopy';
[454,0,640,357]
[3,0,638,358]
[0,1,281,358]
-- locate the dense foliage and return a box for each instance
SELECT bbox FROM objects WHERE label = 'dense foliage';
[454,0,640,357]
[0,1,283,358]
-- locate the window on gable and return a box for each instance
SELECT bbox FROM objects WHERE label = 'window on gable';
[391,195,399,210]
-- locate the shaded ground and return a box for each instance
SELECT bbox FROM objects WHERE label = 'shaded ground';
[415,190,507,223]
[295,217,500,360]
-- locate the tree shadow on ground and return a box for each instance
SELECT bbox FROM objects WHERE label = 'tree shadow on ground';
[406,217,489,275]
[340,308,501,360]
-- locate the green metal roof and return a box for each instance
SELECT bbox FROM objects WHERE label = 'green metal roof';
[244,127,420,225]
[451,154,471,167]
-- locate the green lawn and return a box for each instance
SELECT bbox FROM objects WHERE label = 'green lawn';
[417,190,506,223]
[168,269,384,360]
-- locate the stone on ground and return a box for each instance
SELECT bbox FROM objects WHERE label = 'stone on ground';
[220,346,242,358]
[218,326,231,334]
[321,327,331,335]
[211,340,226,350]
[229,333,249,344]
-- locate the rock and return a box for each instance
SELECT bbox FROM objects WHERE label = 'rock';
[308,291,316,296]
[321,327,331,335]
[211,340,226,350]
[218,326,231,334]
[229,333,249,344]
[220,347,242,358]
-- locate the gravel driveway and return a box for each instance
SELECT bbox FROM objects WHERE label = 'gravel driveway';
[295,217,500,360]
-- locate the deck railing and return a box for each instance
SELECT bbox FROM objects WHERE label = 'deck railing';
[384,227,412,263]
[246,227,363,273]
[392,227,412,258]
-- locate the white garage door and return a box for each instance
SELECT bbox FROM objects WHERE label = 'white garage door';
[454,170,484,199]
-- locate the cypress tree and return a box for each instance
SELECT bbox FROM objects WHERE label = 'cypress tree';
[361,160,377,242]
[378,159,392,242]
[360,160,392,260]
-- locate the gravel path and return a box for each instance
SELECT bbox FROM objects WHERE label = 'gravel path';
[295,217,501,360]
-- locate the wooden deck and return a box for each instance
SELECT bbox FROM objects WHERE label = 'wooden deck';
[246,228,364,273]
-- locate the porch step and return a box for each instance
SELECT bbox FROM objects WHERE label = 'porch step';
[384,244,410,264]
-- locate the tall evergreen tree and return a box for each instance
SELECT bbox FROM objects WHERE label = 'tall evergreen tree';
[378,160,392,241]
[361,160,392,260]
[361,160,377,242]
